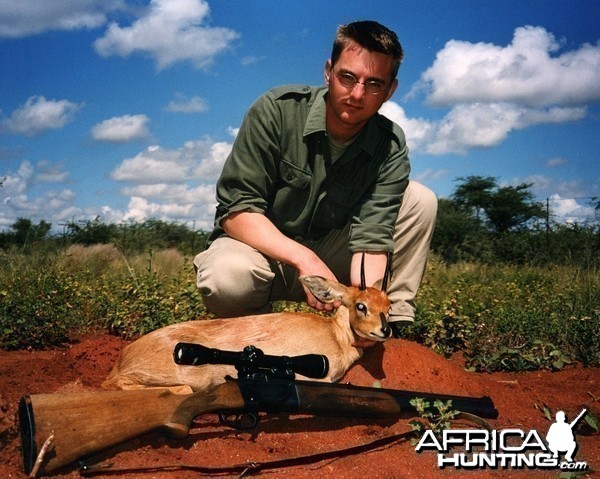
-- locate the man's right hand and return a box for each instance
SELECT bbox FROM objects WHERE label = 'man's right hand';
[222,211,340,311]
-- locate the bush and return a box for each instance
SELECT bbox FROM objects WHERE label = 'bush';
[0,267,97,349]
[403,258,600,371]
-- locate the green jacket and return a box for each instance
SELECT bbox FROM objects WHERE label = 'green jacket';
[210,85,410,252]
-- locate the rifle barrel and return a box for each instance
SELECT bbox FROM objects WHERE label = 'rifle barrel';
[291,381,498,419]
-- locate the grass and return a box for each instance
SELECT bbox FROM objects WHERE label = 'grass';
[0,247,598,371]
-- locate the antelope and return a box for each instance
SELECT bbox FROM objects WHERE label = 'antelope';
[103,256,392,392]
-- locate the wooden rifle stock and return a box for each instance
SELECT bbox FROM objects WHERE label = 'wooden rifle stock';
[19,382,244,475]
[20,377,498,476]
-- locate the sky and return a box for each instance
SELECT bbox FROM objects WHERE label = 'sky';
[1,0,599,233]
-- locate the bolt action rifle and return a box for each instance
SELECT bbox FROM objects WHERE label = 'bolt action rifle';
[19,343,499,476]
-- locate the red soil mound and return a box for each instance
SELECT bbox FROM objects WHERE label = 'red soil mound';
[0,334,597,478]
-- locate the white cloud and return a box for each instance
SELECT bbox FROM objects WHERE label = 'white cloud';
[91,114,150,143]
[36,160,69,183]
[93,0,239,70]
[389,26,598,156]
[413,26,600,108]
[381,100,585,155]
[166,94,208,113]
[111,137,230,184]
[549,194,596,224]
[0,0,121,38]
[546,157,569,168]
[0,160,80,228]
[2,96,83,136]
[379,102,434,152]
[111,146,189,183]
[110,136,231,227]
[241,55,266,66]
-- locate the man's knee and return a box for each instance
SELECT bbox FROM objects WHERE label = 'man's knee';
[194,238,274,317]
[404,180,438,224]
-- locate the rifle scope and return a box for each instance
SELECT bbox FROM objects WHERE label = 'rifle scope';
[174,342,330,380]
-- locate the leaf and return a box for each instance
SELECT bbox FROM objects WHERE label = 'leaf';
[584,412,598,432]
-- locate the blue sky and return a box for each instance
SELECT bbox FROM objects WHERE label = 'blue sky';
[1,0,599,233]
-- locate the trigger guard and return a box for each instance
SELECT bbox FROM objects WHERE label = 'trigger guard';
[218,412,259,430]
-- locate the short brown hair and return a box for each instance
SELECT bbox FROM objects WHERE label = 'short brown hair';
[331,20,404,80]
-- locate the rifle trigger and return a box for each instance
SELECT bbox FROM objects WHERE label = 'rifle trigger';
[218,412,260,430]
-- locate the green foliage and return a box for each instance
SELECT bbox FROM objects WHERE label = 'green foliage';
[64,218,208,256]
[105,252,207,338]
[0,247,208,348]
[0,259,98,349]
[0,218,209,257]
[409,398,460,445]
[452,176,546,233]
[0,208,598,373]
[431,176,599,267]
[402,258,600,371]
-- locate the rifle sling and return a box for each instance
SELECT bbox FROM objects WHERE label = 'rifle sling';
[79,430,413,477]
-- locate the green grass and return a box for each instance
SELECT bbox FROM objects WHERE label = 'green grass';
[0,248,598,371]
[405,256,600,370]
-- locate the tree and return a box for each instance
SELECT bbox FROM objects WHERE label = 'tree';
[452,176,496,222]
[452,176,545,233]
[10,218,52,248]
[431,198,489,262]
[484,183,545,232]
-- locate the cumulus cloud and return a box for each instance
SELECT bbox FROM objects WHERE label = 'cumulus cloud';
[36,160,69,183]
[165,94,208,113]
[0,0,121,38]
[91,114,150,143]
[112,138,230,184]
[429,103,583,155]
[93,0,239,70]
[122,183,216,224]
[2,96,83,136]
[413,26,600,107]
[0,160,78,229]
[388,26,599,156]
[546,157,569,168]
[549,194,596,223]
[382,100,586,155]
[110,136,232,228]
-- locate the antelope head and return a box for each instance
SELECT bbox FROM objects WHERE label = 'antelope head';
[299,252,392,342]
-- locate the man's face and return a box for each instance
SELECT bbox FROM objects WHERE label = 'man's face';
[325,41,398,133]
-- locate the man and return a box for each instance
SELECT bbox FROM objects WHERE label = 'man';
[194,20,437,339]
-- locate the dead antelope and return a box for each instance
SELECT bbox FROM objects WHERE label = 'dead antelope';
[103,259,392,392]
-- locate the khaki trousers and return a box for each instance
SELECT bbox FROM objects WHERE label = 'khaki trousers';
[194,181,437,321]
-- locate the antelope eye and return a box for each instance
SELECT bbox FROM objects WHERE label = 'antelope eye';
[356,303,367,314]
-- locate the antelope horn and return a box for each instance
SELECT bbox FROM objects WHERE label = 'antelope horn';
[381,251,392,291]
[359,251,366,291]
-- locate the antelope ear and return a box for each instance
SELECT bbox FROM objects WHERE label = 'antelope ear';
[371,278,384,290]
[299,276,347,303]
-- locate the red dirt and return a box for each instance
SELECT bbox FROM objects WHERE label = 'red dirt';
[0,333,598,479]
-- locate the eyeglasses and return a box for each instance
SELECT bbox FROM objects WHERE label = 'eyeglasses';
[333,70,388,95]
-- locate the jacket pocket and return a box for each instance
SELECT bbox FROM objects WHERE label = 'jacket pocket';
[279,159,311,188]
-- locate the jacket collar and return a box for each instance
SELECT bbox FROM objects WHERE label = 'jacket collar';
[303,87,383,160]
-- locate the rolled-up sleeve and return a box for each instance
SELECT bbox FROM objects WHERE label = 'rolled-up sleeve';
[214,93,280,227]
[348,135,410,252]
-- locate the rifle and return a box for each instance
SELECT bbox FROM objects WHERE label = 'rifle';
[19,343,499,476]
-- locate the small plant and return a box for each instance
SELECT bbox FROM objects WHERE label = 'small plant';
[408,398,460,445]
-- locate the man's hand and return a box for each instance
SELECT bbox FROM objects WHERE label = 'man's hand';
[222,211,341,311]
[295,251,341,312]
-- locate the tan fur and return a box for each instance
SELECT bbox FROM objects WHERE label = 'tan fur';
[103,275,391,392]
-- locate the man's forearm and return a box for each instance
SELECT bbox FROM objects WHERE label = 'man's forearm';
[221,211,337,281]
